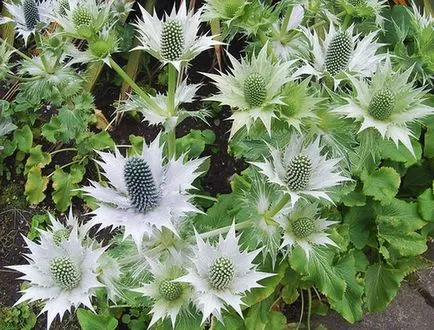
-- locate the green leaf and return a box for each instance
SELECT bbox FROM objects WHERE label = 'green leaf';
[424,127,434,158]
[52,165,85,211]
[417,188,434,222]
[213,312,245,330]
[24,166,48,204]
[364,263,405,312]
[25,145,51,174]
[289,246,346,301]
[378,138,421,167]
[329,253,364,323]
[129,135,144,156]
[361,167,400,204]
[343,203,376,249]
[13,125,33,152]
[175,129,216,158]
[76,131,114,154]
[244,297,286,330]
[77,309,118,330]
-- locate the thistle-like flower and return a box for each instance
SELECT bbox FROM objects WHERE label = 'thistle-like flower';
[202,0,248,23]
[294,24,386,89]
[82,135,205,249]
[251,134,350,205]
[134,2,221,71]
[275,201,337,258]
[0,41,14,80]
[177,225,273,324]
[205,45,296,138]
[333,57,434,155]
[118,80,205,131]
[0,0,52,46]
[51,0,113,39]
[338,0,387,27]
[133,252,192,328]
[9,226,105,328]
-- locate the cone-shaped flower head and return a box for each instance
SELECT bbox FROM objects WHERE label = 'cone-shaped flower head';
[9,226,105,328]
[176,225,273,324]
[251,134,350,205]
[294,24,386,89]
[205,44,296,138]
[333,57,434,155]
[134,2,221,71]
[82,135,206,249]
[275,201,337,258]
[0,0,52,46]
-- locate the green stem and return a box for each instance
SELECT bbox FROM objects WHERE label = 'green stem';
[307,288,312,330]
[191,194,219,202]
[310,11,346,30]
[47,156,87,178]
[167,63,177,116]
[269,194,290,217]
[166,129,176,159]
[280,6,292,37]
[342,14,351,30]
[297,290,304,330]
[109,58,164,114]
[49,147,77,156]
[198,220,253,241]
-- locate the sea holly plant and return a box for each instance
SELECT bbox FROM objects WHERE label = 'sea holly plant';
[2,1,434,330]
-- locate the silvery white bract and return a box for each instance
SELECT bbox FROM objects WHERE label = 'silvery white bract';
[133,252,192,328]
[205,45,296,138]
[0,0,53,46]
[270,4,304,59]
[51,0,113,39]
[177,225,273,324]
[134,2,221,71]
[82,135,205,249]
[275,201,337,258]
[251,134,350,205]
[294,24,386,89]
[118,80,205,131]
[9,226,105,329]
[333,57,434,155]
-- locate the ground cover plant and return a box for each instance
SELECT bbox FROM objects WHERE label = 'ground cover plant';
[0,0,434,329]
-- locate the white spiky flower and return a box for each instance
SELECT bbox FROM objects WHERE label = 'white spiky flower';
[270,4,304,59]
[0,0,52,46]
[134,2,221,71]
[176,225,273,324]
[294,24,386,89]
[51,0,113,39]
[202,0,248,23]
[9,226,105,328]
[118,80,206,131]
[275,201,337,258]
[333,57,434,155]
[133,251,192,328]
[251,134,350,205]
[82,135,206,249]
[205,44,296,138]
[338,0,388,27]
[0,41,14,79]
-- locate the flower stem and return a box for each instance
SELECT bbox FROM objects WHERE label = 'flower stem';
[167,63,177,116]
[191,194,219,202]
[198,220,253,240]
[307,288,312,330]
[269,194,290,217]
[342,14,351,30]
[280,6,292,37]
[109,57,164,114]
[49,147,77,156]
[166,128,176,159]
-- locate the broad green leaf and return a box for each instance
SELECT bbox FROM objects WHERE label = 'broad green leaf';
[244,297,285,330]
[343,203,376,249]
[129,135,144,156]
[329,253,364,323]
[378,138,421,167]
[213,312,245,330]
[76,131,114,154]
[25,145,51,174]
[289,246,346,301]
[417,188,434,222]
[52,165,85,211]
[364,263,405,312]
[24,166,48,204]
[13,125,33,152]
[361,167,400,204]
[424,128,434,158]
[77,309,118,330]
[175,129,216,158]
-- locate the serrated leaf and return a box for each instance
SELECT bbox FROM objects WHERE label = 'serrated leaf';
[25,166,48,204]
[25,145,51,174]
[329,253,364,323]
[77,309,118,330]
[417,188,434,222]
[364,263,405,312]
[361,167,400,204]
[13,125,33,152]
[52,165,85,211]
[343,203,376,249]
[378,138,421,167]
[289,246,346,301]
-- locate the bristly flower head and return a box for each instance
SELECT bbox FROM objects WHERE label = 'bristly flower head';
[0,0,52,46]
[333,57,434,155]
[82,135,206,249]
[275,201,337,258]
[134,2,221,71]
[251,134,350,205]
[133,251,192,328]
[294,24,386,89]
[118,80,205,131]
[9,225,105,328]
[205,44,296,138]
[177,225,273,324]
[51,0,113,39]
